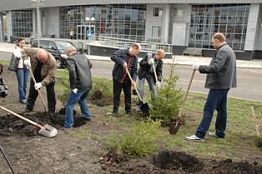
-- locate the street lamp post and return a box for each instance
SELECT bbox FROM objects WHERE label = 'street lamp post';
[31,0,44,48]
[85,17,95,56]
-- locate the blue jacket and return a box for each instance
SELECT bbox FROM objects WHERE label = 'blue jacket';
[110,49,138,83]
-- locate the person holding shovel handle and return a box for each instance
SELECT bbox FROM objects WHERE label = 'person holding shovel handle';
[186,32,237,141]
[62,46,93,128]
[108,43,141,115]
[137,49,165,110]
[22,48,57,124]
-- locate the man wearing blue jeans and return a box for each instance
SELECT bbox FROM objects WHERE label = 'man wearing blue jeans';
[62,46,92,128]
[186,32,237,141]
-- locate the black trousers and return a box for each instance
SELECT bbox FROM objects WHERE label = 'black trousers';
[113,77,131,113]
[26,79,56,113]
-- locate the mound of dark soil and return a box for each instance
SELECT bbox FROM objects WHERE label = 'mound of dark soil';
[101,150,262,174]
[89,89,112,107]
[0,112,88,137]
[256,137,262,151]
[153,150,204,172]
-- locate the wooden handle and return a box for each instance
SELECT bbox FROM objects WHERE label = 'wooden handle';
[0,105,44,129]
[152,63,158,83]
[250,106,260,137]
[125,67,143,102]
[28,67,48,113]
[178,69,196,118]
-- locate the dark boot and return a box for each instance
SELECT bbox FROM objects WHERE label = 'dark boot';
[49,112,57,124]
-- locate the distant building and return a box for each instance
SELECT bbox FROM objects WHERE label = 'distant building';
[0,0,261,60]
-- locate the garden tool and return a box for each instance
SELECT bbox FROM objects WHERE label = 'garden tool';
[169,69,196,134]
[0,146,16,174]
[152,62,161,89]
[125,67,150,114]
[28,67,56,123]
[0,105,57,138]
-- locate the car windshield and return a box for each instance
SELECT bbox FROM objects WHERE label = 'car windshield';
[55,41,74,52]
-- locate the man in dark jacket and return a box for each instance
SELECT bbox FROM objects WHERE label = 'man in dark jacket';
[137,49,165,108]
[108,43,141,115]
[186,32,237,141]
[63,46,92,128]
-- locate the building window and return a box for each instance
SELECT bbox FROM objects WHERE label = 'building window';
[60,4,146,41]
[153,7,163,17]
[190,4,250,51]
[11,10,33,39]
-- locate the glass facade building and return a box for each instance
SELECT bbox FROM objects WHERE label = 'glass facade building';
[60,4,146,41]
[11,10,33,38]
[190,4,250,50]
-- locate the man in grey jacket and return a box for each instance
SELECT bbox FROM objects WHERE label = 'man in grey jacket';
[63,46,92,128]
[186,32,237,141]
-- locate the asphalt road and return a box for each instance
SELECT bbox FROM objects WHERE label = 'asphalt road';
[91,60,262,102]
[0,51,261,101]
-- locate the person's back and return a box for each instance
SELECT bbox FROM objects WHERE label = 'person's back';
[70,54,92,91]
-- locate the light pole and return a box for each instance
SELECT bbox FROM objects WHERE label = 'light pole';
[31,0,44,48]
[85,17,95,56]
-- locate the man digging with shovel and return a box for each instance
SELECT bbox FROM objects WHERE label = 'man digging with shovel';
[23,48,57,124]
[107,43,141,116]
[136,49,165,111]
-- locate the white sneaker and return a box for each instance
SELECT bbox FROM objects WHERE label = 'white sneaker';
[186,134,203,141]
[208,132,216,136]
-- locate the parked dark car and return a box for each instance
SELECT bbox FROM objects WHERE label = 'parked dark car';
[31,39,76,68]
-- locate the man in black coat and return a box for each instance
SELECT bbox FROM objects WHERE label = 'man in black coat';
[137,49,165,108]
[108,43,141,115]
[63,46,93,128]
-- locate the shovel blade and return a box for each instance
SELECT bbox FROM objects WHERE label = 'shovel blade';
[140,103,150,114]
[38,124,58,138]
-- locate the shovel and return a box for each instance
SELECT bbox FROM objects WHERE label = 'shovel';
[28,67,55,123]
[169,69,196,134]
[0,146,16,174]
[0,105,57,138]
[152,62,161,89]
[125,67,150,114]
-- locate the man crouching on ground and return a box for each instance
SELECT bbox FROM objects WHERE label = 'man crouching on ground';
[63,46,92,129]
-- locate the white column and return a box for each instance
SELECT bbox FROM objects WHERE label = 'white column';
[161,4,170,44]
[245,4,261,51]
[6,11,12,42]
[0,13,3,42]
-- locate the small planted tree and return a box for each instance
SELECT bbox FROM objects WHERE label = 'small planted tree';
[149,62,182,126]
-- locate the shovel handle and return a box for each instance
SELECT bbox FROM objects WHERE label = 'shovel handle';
[125,67,143,102]
[178,69,196,118]
[152,63,159,84]
[28,67,48,113]
[0,146,16,174]
[0,106,44,129]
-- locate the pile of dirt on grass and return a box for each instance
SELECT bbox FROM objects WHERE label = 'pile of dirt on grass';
[256,137,262,151]
[153,150,204,172]
[89,89,112,106]
[100,150,262,174]
[0,112,87,137]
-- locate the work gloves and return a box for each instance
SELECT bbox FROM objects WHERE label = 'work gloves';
[34,82,42,90]
[72,88,78,94]
[148,58,154,65]
[24,59,31,68]
[155,81,161,88]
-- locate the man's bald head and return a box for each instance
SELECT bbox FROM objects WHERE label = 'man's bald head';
[37,49,49,63]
